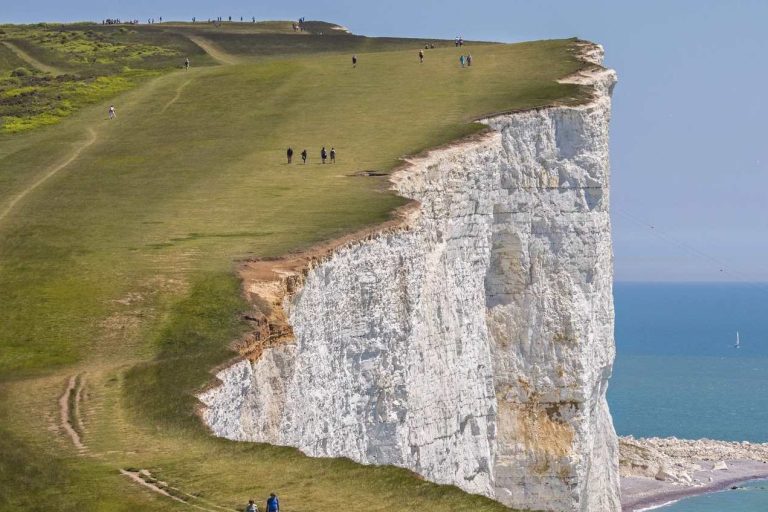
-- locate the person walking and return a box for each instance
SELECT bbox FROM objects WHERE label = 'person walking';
[266,493,279,512]
[321,147,327,164]
[418,49,424,63]
[352,54,358,68]
[286,147,294,164]
[108,105,117,119]
[459,55,465,68]
[330,147,336,163]
[301,149,307,164]
[245,499,259,512]
[466,53,472,67]
[184,57,190,70]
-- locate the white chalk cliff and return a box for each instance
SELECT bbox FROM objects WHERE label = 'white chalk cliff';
[199,44,619,512]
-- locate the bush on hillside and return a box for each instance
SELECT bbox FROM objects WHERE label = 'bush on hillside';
[11,67,32,77]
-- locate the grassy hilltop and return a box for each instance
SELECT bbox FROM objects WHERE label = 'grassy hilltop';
[0,20,589,512]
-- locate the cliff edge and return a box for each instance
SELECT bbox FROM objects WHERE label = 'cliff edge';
[199,42,619,512]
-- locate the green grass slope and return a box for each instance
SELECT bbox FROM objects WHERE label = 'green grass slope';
[0,21,589,512]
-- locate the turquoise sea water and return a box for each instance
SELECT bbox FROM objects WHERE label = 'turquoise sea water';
[657,479,768,511]
[608,283,768,510]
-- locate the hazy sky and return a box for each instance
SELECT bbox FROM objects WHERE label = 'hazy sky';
[4,1,767,282]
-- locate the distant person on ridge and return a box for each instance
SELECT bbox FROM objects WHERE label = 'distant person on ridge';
[108,105,116,119]
[352,54,358,67]
[301,149,307,164]
[419,49,424,63]
[184,57,190,70]
[266,493,279,512]
[330,147,336,163]
[245,499,259,512]
[321,147,327,164]
[286,147,294,164]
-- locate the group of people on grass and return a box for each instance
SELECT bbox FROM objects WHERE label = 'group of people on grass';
[354,45,472,67]
[202,16,258,24]
[102,18,138,25]
[286,147,336,164]
[245,492,279,512]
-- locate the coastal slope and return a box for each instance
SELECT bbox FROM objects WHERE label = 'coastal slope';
[200,44,619,512]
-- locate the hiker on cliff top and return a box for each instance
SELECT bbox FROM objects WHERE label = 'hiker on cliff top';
[330,147,336,163]
[352,54,358,67]
[419,49,424,63]
[108,105,116,119]
[321,146,327,164]
[301,149,307,164]
[286,147,294,164]
[245,499,259,512]
[266,493,279,512]
[184,57,190,70]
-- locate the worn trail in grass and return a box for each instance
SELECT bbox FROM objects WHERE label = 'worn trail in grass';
[0,127,96,223]
[186,35,241,65]
[1,40,64,75]
[0,26,588,512]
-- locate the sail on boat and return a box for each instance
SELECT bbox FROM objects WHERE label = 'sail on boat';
[735,331,741,349]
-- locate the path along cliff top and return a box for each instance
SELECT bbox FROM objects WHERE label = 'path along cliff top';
[0,20,602,512]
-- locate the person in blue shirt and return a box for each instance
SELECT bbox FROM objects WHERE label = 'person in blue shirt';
[266,493,279,512]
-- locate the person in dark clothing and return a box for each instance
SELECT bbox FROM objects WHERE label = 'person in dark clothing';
[321,147,327,164]
[266,493,279,512]
[286,147,293,164]
[330,147,336,163]
[352,54,358,67]
[301,149,307,164]
[466,53,472,66]
[419,49,424,63]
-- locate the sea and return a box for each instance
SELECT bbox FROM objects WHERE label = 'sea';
[608,282,768,511]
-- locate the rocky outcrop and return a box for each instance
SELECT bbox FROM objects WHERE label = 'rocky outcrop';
[619,436,768,511]
[620,436,768,482]
[199,44,618,512]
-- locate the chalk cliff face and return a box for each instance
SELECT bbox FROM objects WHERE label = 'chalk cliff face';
[199,46,619,511]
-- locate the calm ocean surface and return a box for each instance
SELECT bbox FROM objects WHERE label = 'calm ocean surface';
[608,282,768,511]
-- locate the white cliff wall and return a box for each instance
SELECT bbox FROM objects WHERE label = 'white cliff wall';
[200,51,618,512]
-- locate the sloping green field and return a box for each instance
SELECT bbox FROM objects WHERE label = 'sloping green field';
[0,21,588,512]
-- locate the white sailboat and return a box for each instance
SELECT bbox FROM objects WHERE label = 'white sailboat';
[734,331,741,349]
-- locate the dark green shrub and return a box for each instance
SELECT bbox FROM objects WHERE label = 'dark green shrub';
[11,67,32,77]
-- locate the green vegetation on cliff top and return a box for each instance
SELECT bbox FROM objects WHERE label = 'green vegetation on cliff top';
[0,20,589,512]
